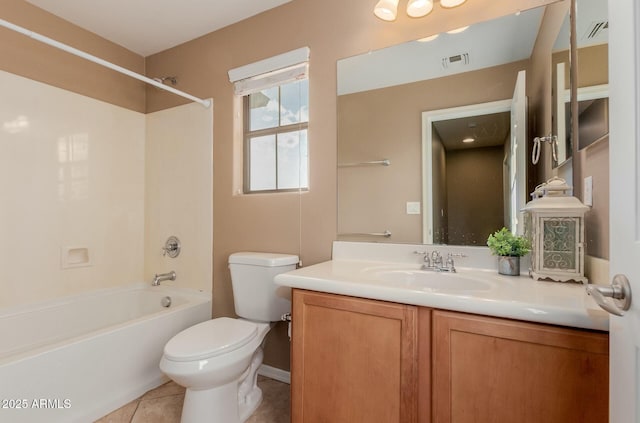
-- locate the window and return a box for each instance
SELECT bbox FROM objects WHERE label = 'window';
[244,78,309,192]
[228,47,310,194]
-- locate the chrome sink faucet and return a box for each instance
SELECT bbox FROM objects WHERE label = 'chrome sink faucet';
[152,271,176,286]
[413,250,457,273]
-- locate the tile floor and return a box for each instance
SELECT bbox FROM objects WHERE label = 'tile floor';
[95,375,290,423]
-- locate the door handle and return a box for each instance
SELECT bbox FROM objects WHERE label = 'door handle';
[587,274,632,316]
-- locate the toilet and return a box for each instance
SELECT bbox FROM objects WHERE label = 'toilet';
[159,252,298,423]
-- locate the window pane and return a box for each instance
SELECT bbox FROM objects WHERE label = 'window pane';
[249,135,276,191]
[249,86,279,131]
[277,129,309,189]
[280,79,309,125]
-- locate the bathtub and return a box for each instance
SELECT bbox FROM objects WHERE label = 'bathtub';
[0,283,211,423]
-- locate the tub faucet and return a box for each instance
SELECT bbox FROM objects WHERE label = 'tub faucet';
[152,271,176,286]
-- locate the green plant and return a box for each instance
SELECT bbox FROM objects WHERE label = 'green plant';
[486,227,531,257]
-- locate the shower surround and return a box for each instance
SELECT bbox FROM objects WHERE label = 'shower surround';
[0,69,213,307]
[0,69,213,419]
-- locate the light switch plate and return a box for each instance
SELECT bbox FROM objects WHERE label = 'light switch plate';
[584,176,593,206]
[406,201,421,215]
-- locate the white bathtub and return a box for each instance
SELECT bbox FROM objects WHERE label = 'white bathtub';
[0,283,211,423]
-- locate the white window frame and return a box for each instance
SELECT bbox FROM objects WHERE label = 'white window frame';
[229,47,310,194]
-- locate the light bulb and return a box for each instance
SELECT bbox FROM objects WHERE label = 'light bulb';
[417,34,440,42]
[374,0,400,21]
[407,0,434,18]
[446,25,469,34]
[440,0,467,8]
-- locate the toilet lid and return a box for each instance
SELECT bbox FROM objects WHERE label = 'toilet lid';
[164,317,258,362]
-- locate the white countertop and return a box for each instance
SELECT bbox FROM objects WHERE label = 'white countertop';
[275,259,609,332]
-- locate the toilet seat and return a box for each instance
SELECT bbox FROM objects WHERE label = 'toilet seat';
[163,317,258,362]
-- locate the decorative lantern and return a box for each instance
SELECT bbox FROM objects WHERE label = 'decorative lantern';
[522,177,589,283]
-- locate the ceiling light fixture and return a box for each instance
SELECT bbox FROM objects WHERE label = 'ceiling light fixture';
[373,0,400,21]
[440,0,467,7]
[374,0,467,21]
[417,34,440,42]
[407,0,434,18]
[462,137,476,143]
[446,25,470,34]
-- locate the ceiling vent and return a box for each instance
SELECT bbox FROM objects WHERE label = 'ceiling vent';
[442,53,470,69]
[583,21,609,40]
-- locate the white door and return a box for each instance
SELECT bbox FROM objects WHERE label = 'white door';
[510,70,527,235]
[607,0,640,421]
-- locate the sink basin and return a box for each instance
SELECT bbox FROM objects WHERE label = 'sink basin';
[367,268,495,292]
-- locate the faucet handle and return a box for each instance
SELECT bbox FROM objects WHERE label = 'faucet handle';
[413,250,431,266]
[446,253,455,270]
[162,236,181,258]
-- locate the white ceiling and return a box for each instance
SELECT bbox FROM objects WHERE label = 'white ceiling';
[25,0,292,57]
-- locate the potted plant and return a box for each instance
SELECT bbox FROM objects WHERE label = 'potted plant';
[486,227,531,276]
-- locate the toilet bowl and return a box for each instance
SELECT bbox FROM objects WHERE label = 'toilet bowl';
[159,252,298,423]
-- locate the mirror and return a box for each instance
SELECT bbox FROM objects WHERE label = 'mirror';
[337,4,563,245]
[553,0,608,170]
[574,0,609,259]
[552,7,571,167]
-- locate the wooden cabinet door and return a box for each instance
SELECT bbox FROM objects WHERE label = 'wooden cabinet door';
[291,289,418,423]
[432,310,609,423]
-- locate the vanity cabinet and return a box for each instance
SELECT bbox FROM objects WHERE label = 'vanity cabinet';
[291,289,609,423]
[431,310,609,423]
[291,289,419,422]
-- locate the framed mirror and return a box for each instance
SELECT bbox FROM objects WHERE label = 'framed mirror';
[337,3,567,246]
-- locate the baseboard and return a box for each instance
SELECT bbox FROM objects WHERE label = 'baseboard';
[258,364,291,384]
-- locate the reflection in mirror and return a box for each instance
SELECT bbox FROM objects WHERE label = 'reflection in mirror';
[337,4,559,246]
[426,105,511,246]
[548,0,609,260]
[574,0,609,259]
[551,9,570,167]
[552,0,608,171]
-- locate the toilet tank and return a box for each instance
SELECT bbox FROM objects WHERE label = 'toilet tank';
[228,252,299,322]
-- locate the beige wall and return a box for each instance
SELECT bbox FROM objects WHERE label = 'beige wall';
[2,0,557,371]
[0,0,145,112]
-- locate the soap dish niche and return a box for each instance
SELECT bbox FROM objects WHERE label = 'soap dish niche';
[61,246,93,269]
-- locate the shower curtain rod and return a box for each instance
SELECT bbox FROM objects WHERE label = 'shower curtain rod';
[0,18,211,108]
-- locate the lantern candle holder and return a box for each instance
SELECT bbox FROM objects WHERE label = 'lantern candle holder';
[522,177,589,283]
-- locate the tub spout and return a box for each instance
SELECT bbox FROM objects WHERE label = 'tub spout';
[152,271,176,286]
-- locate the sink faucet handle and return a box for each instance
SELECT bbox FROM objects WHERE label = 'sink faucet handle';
[446,253,455,270]
[413,250,431,266]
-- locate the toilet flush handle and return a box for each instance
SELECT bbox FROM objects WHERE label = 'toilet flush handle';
[282,313,292,340]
